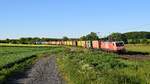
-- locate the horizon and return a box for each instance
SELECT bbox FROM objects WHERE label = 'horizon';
[1,0,150,39]
[0,31,150,40]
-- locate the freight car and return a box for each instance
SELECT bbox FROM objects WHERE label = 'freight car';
[47,40,125,52]
[35,41,48,44]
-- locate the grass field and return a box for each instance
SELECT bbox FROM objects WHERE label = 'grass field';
[57,47,150,84]
[0,44,59,83]
[0,44,150,84]
[125,44,150,54]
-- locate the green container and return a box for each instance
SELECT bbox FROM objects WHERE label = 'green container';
[86,41,92,48]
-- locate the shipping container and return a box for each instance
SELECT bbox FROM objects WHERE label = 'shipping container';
[51,41,56,45]
[59,41,62,45]
[61,41,65,45]
[77,41,82,47]
[92,40,101,49]
[56,41,59,45]
[41,42,48,44]
[47,41,51,45]
[64,41,67,45]
[66,41,70,46]
[69,41,73,46]
[86,41,92,48]
[72,41,77,46]
[81,41,86,48]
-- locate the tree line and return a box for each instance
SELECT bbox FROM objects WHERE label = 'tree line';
[0,31,150,44]
[79,31,150,44]
[0,37,60,44]
[106,31,150,44]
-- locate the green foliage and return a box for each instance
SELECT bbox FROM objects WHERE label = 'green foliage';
[62,36,69,41]
[102,31,150,44]
[124,31,150,39]
[0,56,36,83]
[0,37,63,44]
[108,33,128,43]
[1,44,150,84]
[80,32,99,40]
[0,46,55,68]
[126,44,150,54]
[141,38,149,44]
[86,32,99,40]
[0,45,56,83]
[80,36,87,40]
[57,47,150,84]
[128,39,141,44]
[145,34,150,39]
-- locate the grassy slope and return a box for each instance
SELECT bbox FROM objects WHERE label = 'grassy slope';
[125,44,150,54]
[56,47,150,84]
[0,45,60,83]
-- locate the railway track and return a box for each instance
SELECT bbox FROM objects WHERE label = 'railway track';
[91,48,150,61]
[117,51,150,61]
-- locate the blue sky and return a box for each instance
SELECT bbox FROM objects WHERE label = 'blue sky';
[0,0,150,39]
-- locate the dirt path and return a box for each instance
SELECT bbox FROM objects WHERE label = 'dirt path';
[7,55,65,84]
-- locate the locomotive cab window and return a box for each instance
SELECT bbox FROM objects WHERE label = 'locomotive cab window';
[113,43,115,46]
[116,42,124,46]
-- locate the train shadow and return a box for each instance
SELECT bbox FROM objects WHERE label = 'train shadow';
[88,48,149,56]
[119,51,149,55]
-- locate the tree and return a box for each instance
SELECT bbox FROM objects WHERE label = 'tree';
[109,33,122,41]
[80,36,87,40]
[108,33,128,43]
[131,39,140,44]
[145,34,150,39]
[124,31,150,39]
[79,32,99,40]
[62,36,69,41]
[0,37,50,44]
[20,38,27,44]
[86,32,99,40]
[41,38,50,41]
[141,39,149,44]
[6,38,10,43]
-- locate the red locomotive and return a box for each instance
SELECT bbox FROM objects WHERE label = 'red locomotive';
[100,41,125,52]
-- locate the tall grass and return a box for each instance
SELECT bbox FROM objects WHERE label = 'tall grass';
[125,44,150,54]
[57,47,150,84]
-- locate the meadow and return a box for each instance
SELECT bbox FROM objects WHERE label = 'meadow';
[0,44,150,84]
[57,47,150,84]
[125,44,150,54]
[0,44,58,83]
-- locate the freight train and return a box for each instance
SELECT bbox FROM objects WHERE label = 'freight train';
[37,40,125,52]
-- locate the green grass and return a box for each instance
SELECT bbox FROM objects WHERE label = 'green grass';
[0,44,60,83]
[125,44,150,54]
[1,44,150,84]
[56,47,150,84]
[0,56,36,84]
[0,46,53,69]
